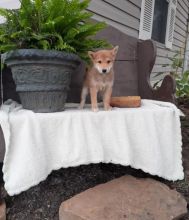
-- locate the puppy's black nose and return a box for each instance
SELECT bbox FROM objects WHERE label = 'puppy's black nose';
[102,69,107,73]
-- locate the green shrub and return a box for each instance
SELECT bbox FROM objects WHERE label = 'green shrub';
[169,50,189,99]
[152,49,189,99]
[175,71,189,98]
[0,0,110,61]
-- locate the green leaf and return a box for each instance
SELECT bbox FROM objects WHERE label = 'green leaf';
[0,44,17,52]
[38,39,50,50]
[35,0,43,11]
[0,8,9,18]
[182,71,189,81]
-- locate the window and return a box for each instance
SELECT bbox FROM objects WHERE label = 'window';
[139,0,177,49]
[152,0,168,44]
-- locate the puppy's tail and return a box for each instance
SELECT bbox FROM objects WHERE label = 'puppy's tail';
[79,86,88,109]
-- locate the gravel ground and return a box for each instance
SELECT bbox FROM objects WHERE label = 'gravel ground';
[4,99,189,220]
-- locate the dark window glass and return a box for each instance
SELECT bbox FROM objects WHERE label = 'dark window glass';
[152,0,168,44]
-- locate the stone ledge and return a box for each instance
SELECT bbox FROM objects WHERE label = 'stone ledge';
[59,175,187,220]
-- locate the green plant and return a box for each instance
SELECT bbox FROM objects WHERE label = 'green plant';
[175,70,189,98]
[152,50,184,89]
[169,50,189,98]
[0,0,110,61]
[152,48,189,99]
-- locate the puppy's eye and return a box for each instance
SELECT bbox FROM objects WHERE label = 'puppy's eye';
[107,60,111,64]
[98,60,102,64]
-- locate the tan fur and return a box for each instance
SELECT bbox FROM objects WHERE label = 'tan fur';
[79,46,119,112]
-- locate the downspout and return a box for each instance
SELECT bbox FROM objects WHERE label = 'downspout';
[183,15,189,72]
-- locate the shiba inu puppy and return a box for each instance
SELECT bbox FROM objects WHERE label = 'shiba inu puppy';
[79,46,119,112]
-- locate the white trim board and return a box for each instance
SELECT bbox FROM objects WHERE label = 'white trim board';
[0,0,20,9]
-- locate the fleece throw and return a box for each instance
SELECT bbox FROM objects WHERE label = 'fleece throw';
[0,99,184,196]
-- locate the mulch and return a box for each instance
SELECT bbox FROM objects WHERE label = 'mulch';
[3,99,189,220]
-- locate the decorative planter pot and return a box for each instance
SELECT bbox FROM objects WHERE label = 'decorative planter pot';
[4,49,80,112]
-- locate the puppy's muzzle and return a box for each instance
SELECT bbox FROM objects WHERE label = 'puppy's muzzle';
[102,69,107,73]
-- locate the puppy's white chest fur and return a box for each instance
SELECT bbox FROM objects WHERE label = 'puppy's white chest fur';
[94,78,107,91]
[99,83,106,91]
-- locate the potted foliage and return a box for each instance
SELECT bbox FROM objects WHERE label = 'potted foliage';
[0,0,108,112]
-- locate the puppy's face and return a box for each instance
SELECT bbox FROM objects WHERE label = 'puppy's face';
[88,46,119,74]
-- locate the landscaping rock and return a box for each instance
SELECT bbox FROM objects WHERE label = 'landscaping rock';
[59,175,187,220]
[0,200,6,220]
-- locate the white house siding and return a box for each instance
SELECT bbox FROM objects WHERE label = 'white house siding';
[88,0,189,83]
[88,0,141,38]
[0,0,20,9]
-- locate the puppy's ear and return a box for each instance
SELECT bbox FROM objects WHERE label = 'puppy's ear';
[112,45,119,56]
[88,51,95,60]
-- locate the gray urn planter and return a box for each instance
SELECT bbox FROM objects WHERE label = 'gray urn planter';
[4,49,80,112]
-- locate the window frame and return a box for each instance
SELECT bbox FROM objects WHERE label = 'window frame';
[139,0,177,49]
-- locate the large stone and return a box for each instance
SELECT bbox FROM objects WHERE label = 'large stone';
[0,200,6,220]
[59,176,187,220]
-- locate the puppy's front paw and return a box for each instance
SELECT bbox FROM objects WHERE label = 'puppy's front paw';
[92,107,99,112]
[78,105,83,110]
[104,106,112,111]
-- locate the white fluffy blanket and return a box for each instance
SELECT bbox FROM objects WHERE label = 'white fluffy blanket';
[0,99,184,196]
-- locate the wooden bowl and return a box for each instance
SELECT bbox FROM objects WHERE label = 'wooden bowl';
[110,96,141,108]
